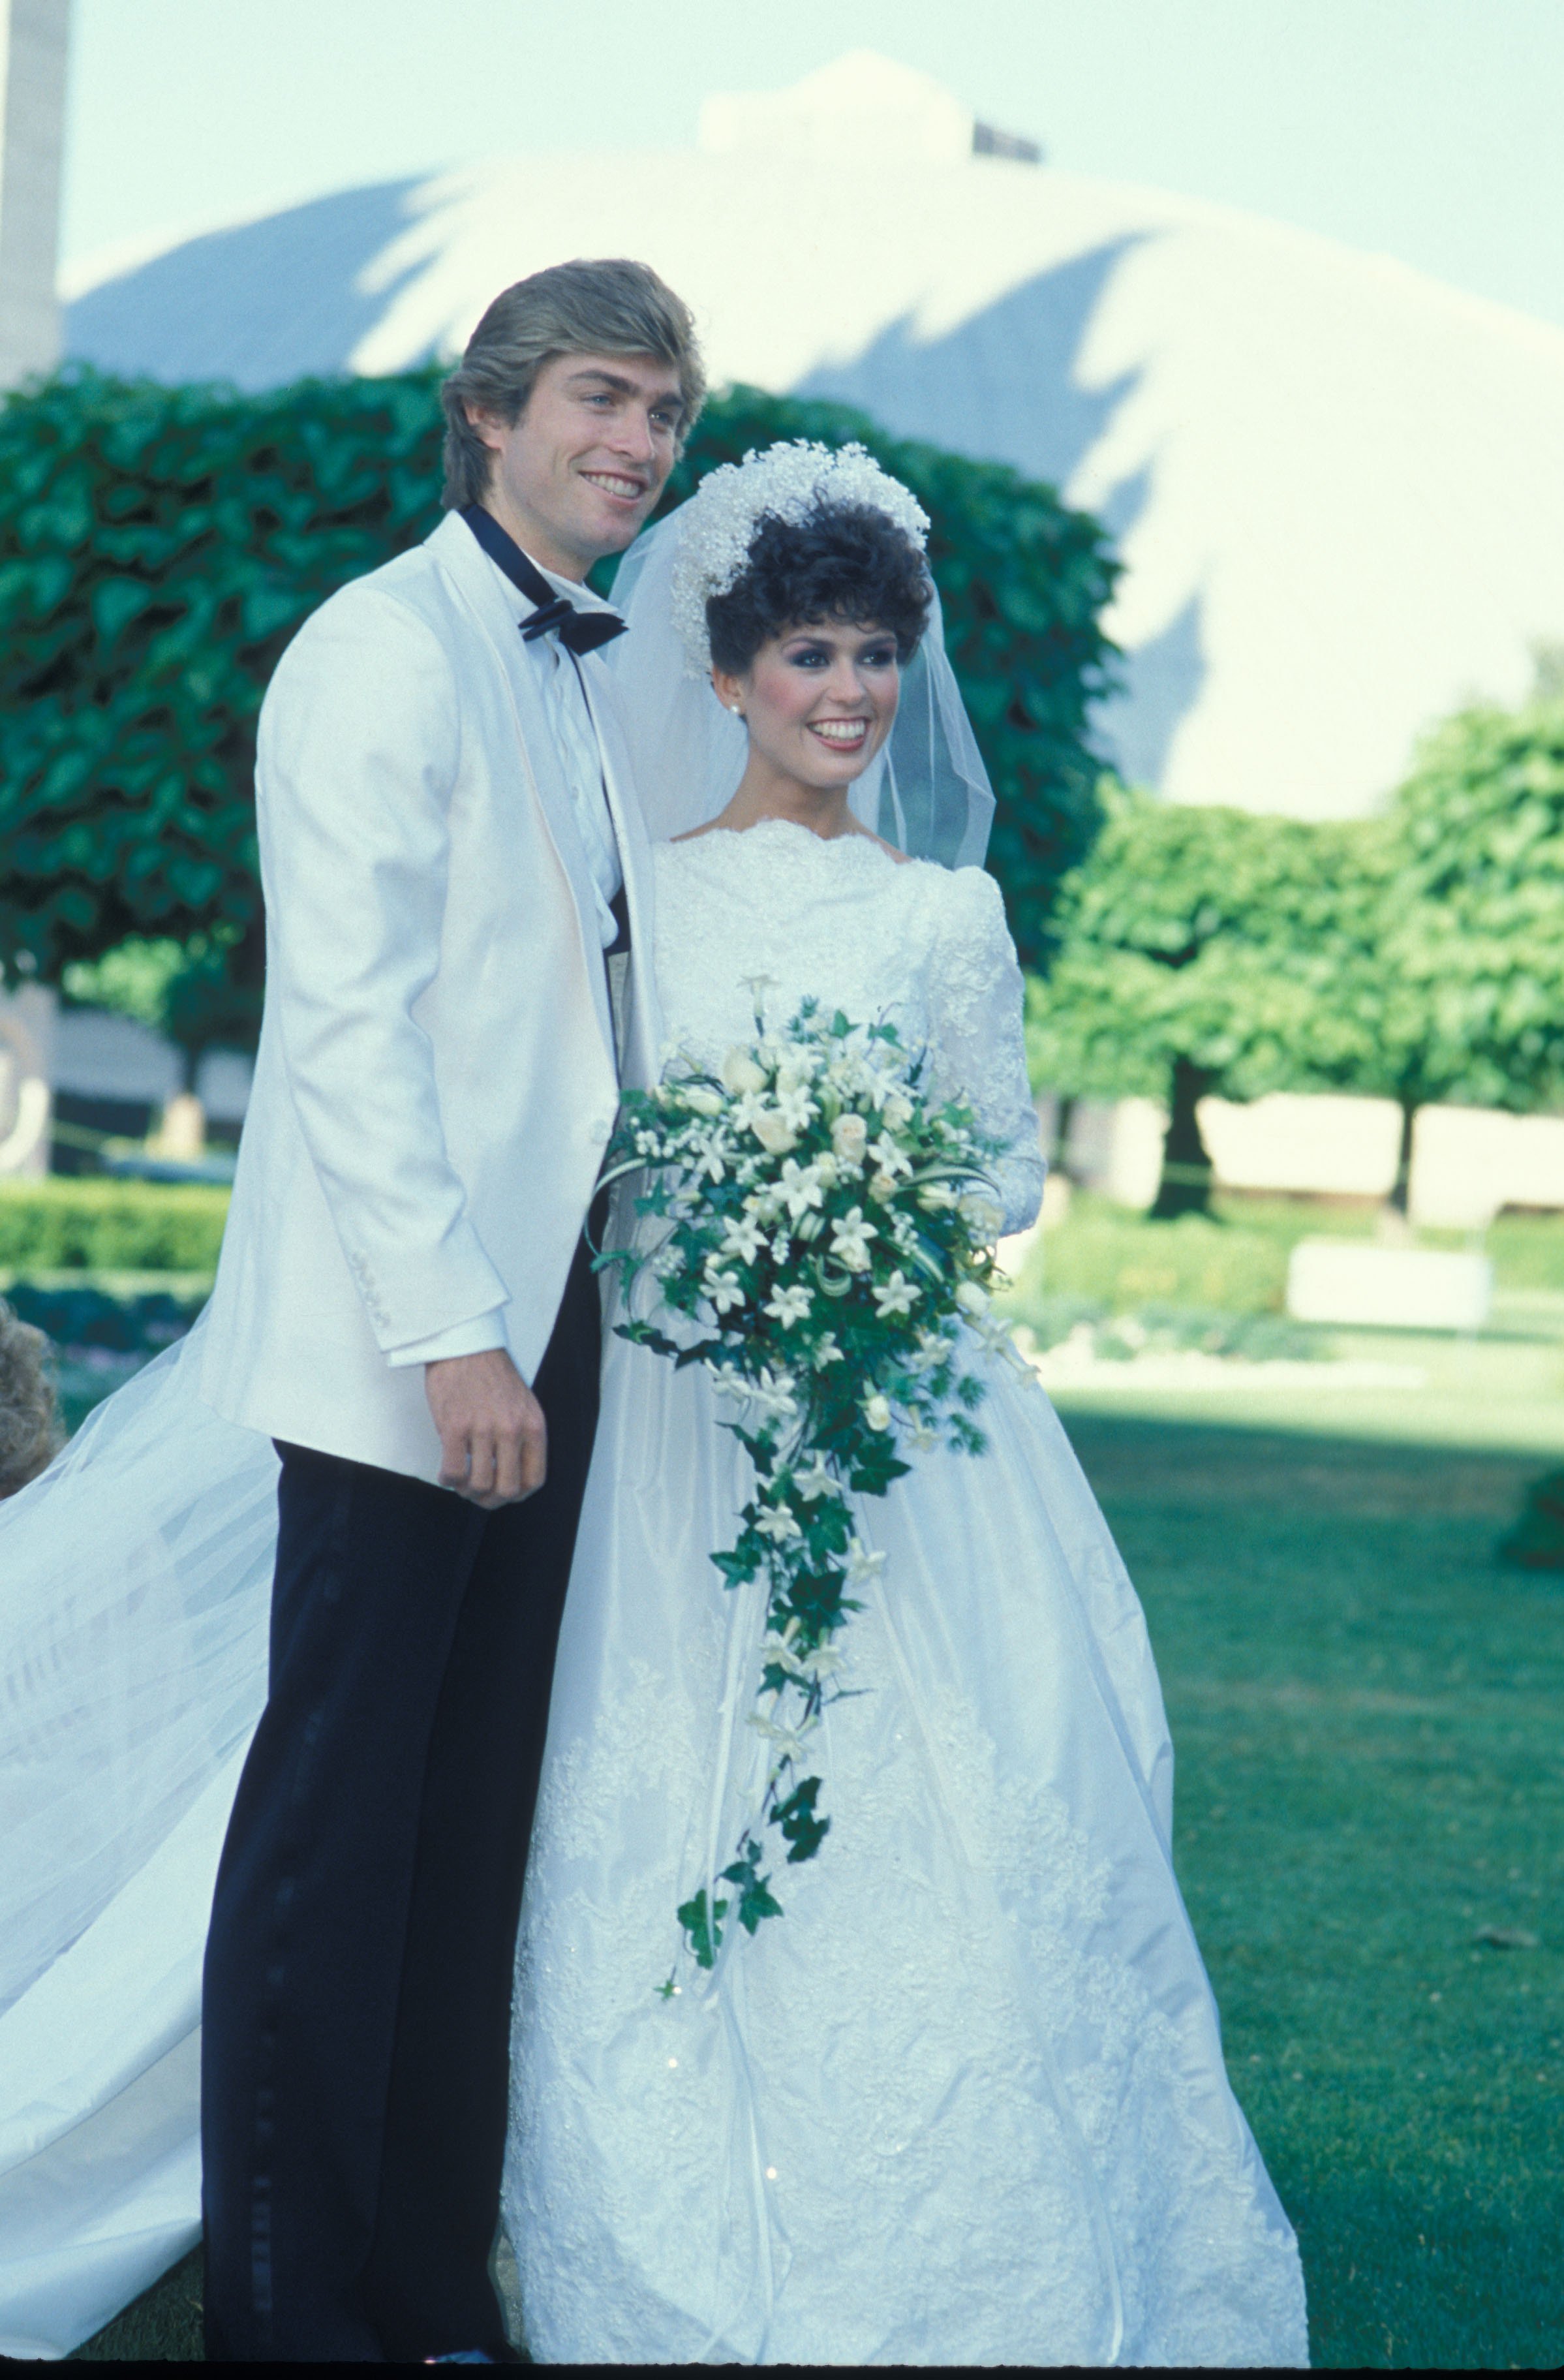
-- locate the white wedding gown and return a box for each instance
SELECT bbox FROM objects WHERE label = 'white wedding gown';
[501,820,1308,2368]
[0,820,1307,2366]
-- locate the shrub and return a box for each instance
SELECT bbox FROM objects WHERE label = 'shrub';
[1006,1195,1293,1315]
[0,1178,229,1273]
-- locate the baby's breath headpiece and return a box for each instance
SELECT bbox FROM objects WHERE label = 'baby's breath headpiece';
[668,440,931,677]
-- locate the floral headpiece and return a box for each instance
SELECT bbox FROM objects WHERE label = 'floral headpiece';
[667,440,931,677]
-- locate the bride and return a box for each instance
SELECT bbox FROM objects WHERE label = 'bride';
[500,444,1308,2366]
[0,442,1308,2367]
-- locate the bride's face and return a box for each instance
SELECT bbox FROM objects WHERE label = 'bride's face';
[716,623,900,794]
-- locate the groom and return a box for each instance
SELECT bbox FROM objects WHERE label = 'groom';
[196,259,704,2361]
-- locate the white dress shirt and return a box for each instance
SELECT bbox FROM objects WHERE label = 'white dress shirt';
[388,546,624,1372]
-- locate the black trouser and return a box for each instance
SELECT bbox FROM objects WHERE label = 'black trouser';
[200,1237,600,2362]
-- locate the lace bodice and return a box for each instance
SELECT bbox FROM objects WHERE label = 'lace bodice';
[651,820,1044,1235]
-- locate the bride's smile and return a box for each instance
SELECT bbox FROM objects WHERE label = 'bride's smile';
[715,620,900,803]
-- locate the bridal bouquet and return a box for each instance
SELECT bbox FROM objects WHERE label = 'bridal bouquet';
[598,989,1020,1976]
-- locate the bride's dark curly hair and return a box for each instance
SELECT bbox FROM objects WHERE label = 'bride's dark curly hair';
[706,501,932,675]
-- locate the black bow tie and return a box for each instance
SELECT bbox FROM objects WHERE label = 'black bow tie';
[462,504,627,656]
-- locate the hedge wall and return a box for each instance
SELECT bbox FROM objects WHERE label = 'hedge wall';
[0,1177,230,1272]
[0,365,1117,981]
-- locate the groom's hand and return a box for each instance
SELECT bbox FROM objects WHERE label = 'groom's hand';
[425,1348,547,1507]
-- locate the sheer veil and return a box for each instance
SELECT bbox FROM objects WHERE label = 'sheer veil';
[0,1317,277,2351]
[606,508,996,868]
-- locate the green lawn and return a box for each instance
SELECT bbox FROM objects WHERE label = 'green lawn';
[1062,1399,1564,2371]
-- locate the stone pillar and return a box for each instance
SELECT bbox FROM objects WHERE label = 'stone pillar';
[0,0,70,389]
[0,983,55,1175]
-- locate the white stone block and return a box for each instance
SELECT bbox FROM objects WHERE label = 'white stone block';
[1199,1091,1403,1198]
[1286,1239,1492,1332]
[1409,1104,1564,1229]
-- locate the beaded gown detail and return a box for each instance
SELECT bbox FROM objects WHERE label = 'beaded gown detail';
[501,822,1310,2368]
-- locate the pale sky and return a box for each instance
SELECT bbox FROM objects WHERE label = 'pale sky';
[61,0,1564,331]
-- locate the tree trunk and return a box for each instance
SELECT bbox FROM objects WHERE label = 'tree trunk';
[1150,1057,1217,1219]
[1050,1092,1077,1179]
[1387,1098,1417,1216]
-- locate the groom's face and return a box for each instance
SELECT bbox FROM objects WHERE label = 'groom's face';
[469,350,684,580]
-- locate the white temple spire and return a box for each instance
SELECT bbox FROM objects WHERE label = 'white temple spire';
[0,0,71,388]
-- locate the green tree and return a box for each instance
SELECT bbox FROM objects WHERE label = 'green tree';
[1351,698,1564,1206]
[0,366,1118,1028]
[61,931,264,1090]
[1026,790,1375,1216]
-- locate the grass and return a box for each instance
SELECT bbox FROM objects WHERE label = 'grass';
[70,2251,204,2362]
[1055,1398,1564,2370]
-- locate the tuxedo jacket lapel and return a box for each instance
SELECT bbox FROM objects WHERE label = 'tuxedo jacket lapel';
[427,513,616,1062]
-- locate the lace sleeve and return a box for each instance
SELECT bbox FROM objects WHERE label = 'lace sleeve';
[925,869,1045,1235]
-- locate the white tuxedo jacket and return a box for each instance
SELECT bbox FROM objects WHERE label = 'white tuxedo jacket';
[198,510,661,1481]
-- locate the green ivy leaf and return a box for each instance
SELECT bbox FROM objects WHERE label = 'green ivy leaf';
[676,1887,729,1970]
[773,1776,831,1864]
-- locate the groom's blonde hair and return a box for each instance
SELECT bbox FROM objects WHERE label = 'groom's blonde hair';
[440,258,707,509]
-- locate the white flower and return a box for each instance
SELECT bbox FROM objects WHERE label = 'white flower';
[774,1082,816,1132]
[868,1135,912,1179]
[704,1268,746,1314]
[917,1181,960,1211]
[867,1169,900,1204]
[746,1713,813,1765]
[763,1283,814,1329]
[908,1327,953,1371]
[872,1269,921,1320]
[720,1216,764,1263]
[810,1333,844,1367]
[831,1112,869,1165]
[955,1280,990,1318]
[829,1207,878,1271]
[750,1107,798,1156]
[846,1537,888,1584]
[778,1157,826,1220]
[827,1055,870,1100]
[750,1367,801,1418]
[720,1047,768,1096]
[792,1455,840,1500]
[960,1192,1005,1239]
[681,1084,724,1117]
[754,1502,802,1543]
[862,1393,893,1431]
[882,1091,914,1131]
[770,1229,791,1263]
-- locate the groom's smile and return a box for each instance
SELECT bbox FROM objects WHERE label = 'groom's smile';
[467,349,685,581]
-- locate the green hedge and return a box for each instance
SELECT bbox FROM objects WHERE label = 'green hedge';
[1007,1198,1294,1316]
[0,367,1118,985]
[0,1178,229,1272]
